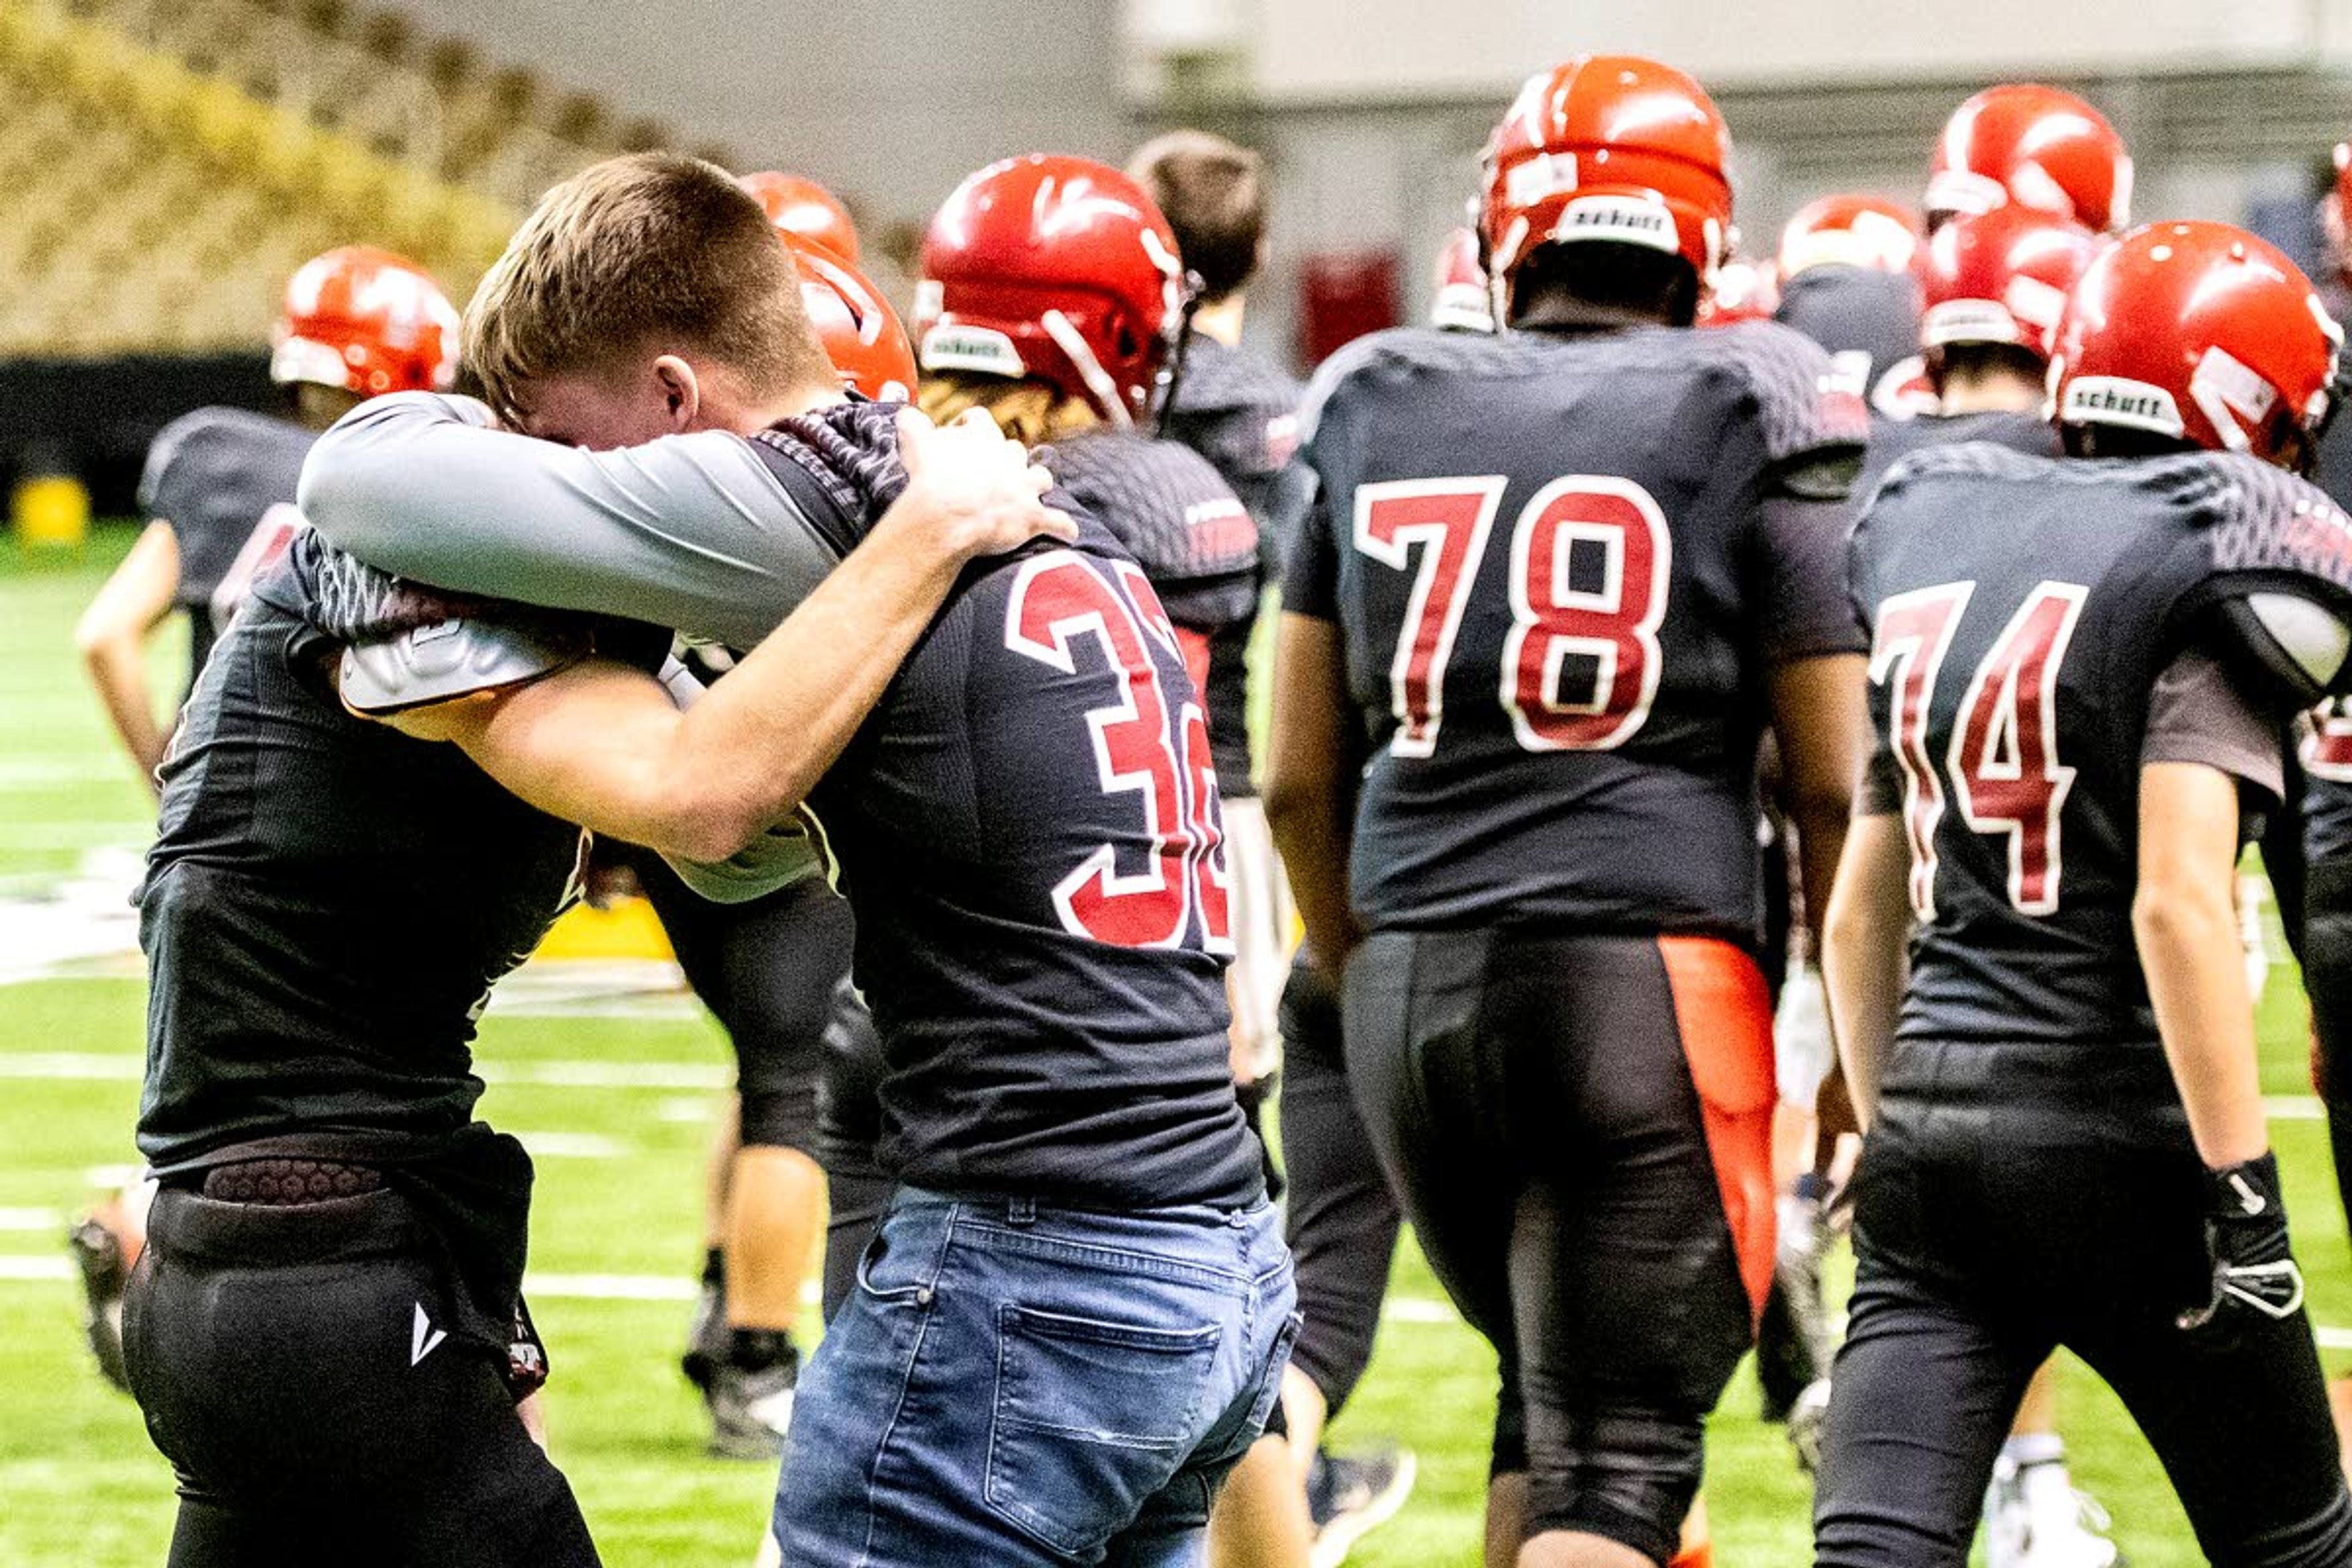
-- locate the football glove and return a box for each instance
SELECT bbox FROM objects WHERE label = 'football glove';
[2176,1152,2305,1338]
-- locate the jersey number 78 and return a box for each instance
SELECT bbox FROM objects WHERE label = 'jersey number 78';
[1353,475,1671,756]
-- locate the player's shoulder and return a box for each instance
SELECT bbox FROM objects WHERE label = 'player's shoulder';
[1175,335,1300,416]
[1676,319,1869,458]
[140,406,314,511]
[1044,431,1257,585]
[2155,451,2352,584]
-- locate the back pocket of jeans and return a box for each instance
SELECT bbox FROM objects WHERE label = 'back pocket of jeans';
[985,1303,1224,1555]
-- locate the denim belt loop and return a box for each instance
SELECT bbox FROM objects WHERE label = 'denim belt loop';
[1007,1197,1036,1226]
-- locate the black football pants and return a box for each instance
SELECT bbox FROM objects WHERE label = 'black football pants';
[125,1185,598,1568]
[1344,929,1776,1566]
[1815,1040,2352,1567]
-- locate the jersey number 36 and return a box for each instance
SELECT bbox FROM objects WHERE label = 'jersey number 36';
[1871,581,2087,919]
[1354,475,1670,756]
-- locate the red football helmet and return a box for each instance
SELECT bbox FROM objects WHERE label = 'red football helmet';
[1479,55,1734,288]
[791,241,915,403]
[2321,141,2352,287]
[738,171,860,263]
[915,154,1186,426]
[271,246,459,396]
[1917,206,2101,360]
[1430,227,1494,332]
[1926,85,2132,234]
[1699,257,1781,327]
[1777,195,1920,279]
[2049,221,2340,465]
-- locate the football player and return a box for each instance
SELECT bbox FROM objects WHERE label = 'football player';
[1431,225,1498,333]
[2299,136,2352,1464]
[1774,194,1931,419]
[300,152,1296,1566]
[126,154,1065,1564]
[64,246,458,1393]
[1267,55,1871,1568]
[1846,203,2121,1567]
[663,228,912,1461]
[1817,220,2352,1567]
[75,246,458,792]
[1131,128,1420,1563]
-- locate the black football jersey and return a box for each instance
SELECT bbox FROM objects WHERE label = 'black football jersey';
[1044,429,1262,799]
[1158,334,1308,798]
[748,405,1262,1212]
[134,532,667,1173]
[1856,408,2057,502]
[1287,320,1866,939]
[1852,445,2352,1055]
[2304,698,2352,863]
[138,407,315,689]
[1774,266,1928,420]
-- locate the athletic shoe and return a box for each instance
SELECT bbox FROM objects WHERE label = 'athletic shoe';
[1758,1174,1836,1422]
[67,1215,130,1393]
[679,1273,728,1393]
[1983,1453,2122,1568]
[704,1343,801,1461]
[1307,1445,1417,1568]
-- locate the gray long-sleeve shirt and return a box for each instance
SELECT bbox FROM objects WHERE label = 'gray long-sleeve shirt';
[296,393,843,651]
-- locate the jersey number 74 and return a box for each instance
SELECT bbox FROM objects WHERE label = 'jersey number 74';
[1869,581,2087,919]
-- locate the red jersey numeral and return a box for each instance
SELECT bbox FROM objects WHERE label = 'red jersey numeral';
[1353,477,1506,756]
[1871,579,2086,918]
[1502,477,1671,750]
[1005,553,1229,952]
[2306,698,2352,780]
[1947,585,2084,915]
[1354,473,1670,758]
[1869,584,1970,918]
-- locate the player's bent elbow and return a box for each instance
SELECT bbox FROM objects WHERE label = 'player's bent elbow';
[2130,878,2230,963]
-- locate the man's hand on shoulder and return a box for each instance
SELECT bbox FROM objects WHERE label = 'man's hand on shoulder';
[876,407,1075,565]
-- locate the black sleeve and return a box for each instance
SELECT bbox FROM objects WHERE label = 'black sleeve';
[1858,744,1902,817]
[1281,484,1342,621]
[1754,492,1868,663]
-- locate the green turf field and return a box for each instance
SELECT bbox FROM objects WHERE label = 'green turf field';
[2,526,2345,1566]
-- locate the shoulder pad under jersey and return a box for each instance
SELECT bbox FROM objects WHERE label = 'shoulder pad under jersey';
[338,616,592,716]
[2174,453,2352,702]
[1043,430,1260,590]
[1697,318,1873,465]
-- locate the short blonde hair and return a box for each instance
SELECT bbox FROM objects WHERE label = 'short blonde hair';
[918,373,1099,448]
[466,152,831,424]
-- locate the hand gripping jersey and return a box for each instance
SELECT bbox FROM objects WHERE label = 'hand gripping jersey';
[137,407,315,690]
[746,404,1262,1212]
[1043,428,1261,799]
[1288,320,1867,938]
[1852,445,2352,1054]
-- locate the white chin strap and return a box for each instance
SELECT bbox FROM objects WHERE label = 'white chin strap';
[1041,309,1133,429]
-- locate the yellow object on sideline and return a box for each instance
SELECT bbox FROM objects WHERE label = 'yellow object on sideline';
[536,897,675,961]
[14,475,89,548]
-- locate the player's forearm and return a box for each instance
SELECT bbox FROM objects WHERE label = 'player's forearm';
[1821,815,1909,1128]
[664,524,967,853]
[2136,760,2269,1168]
[1264,611,1365,972]
[300,393,829,650]
[78,636,168,790]
[2137,878,2268,1167]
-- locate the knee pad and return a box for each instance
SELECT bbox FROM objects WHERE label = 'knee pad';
[1523,1404,1706,1567]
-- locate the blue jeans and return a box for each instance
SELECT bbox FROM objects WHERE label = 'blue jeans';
[772,1188,1298,1567]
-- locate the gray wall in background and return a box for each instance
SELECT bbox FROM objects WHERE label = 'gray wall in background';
[377,0,1126,229]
